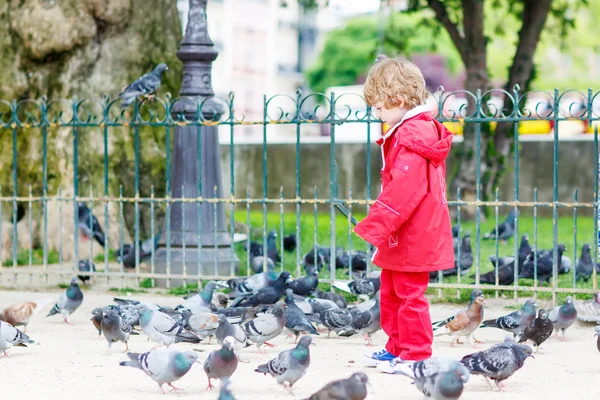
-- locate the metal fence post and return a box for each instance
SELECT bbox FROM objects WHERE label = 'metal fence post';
[154,0,239,287]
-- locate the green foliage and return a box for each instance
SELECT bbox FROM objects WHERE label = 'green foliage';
[2,248,60,267]
[167,282,200,296]
[109,287,148,294]
[139,278,154,289]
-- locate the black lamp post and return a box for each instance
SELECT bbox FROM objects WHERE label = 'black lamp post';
[154,0,239,287]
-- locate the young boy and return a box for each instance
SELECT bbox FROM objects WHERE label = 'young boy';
[353,56,455,365]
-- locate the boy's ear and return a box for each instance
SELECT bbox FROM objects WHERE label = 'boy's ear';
[395,97,406,109]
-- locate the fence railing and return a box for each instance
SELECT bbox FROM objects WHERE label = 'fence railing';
[0,87,599,305]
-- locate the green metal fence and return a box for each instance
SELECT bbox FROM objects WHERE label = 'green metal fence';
[0,87,598,305]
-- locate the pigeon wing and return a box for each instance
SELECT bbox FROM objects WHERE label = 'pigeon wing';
[496,310,522,330]
[268,350,291,376]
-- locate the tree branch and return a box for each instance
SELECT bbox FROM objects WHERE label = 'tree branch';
[426,0,466,64]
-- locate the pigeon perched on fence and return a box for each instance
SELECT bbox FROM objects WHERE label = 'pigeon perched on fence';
[242,303,287,353]
[47,277,84,324]
[255,335,313,394]
[77,202,105,247]
[101,311,138,351]
[119,348,198,393]
[0,299,53,332]
[517,309,553,351]
[137,304,200,347]
[304,372,368,400]
[204,336,239,390]
[549,295,577,341]
[460,337,533,391]
[412,369,468,399]
[480,299,537,338]
[119,63,168,108]
[432,289,485,346]
[482,208,517,243]
[0,320,35,357]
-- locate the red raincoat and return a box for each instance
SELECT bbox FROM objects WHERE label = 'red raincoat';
[354,106,455,273]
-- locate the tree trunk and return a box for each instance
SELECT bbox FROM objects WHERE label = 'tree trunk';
[0,0,182,261]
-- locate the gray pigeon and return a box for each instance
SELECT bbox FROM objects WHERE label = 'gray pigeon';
[91,308,104,337]
[595,326,600,353]
[548,295,577,341]
[219,379,236,400]
[255,335,313,394]
[412,370,468,399]
[77,202,105,247]
[187,312,220,341]
[215,314,249,354]
[242,303,287,353]
[119,63,168,108]
[47,277,84,324]
[315,287,347,308]
[0,320,35,357]
[180,281,219,313]
[338,291,381,346]
[283,289,319,342]
[101,311,138,351]
[304,372,368,400]
[480,299,537,338]
[460,337,533,390]
[137,304,200,347]
[315,308,353,338]
[204,336,239,390]
[119,348,198,393]
[381,356,470,382]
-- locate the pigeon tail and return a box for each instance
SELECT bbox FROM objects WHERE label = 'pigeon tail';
[254,363,270,374]
[46,304,59,317]
[480,319,498,328]
[175,332,202,344]
[119,352,142,369]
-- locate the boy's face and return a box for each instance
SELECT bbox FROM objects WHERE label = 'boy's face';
[373,101,407,127]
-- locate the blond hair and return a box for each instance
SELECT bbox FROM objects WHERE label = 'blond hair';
[363,55,428,109]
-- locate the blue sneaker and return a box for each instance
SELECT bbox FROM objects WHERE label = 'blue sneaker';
[363,349,396,367]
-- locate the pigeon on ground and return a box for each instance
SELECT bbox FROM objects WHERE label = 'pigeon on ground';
[0,320,35,357]
[335,250,368,272]
[77,202,105,247]
[338,291,381,346]
[266,231,282,264]
[432,233,473,278]
[224,266,278,298]
[187,312,220,341]
[314,287,347,309]
[283,289,319,342]
[460,337,533,390]
[480,299,537,338]
[91,308,105,337]
[548,295,577,341]
[230,271,291,308]
[381,356,470,381]
[576,292,600,322]
[118,230,163,269]
[516,309,553,351]
[412,369,468,399]
[315,308,354,338]
[296,297,339,317]
[119,63,168,108]
[219,379,236,400]
[432,289,485,346]
[477,262,516,286]
[77,259,96,286]
[137,304,200,347]
[0,298,53,332]
[215,314,249,355]
[286,266,319,297]
[47,277,84,324]
[482,208,517,243]
[119,348,198,393]
[242,303,287,353]
[204,336,239,390]
[518,244,566,283]
[283,234,297,253]
[575,244,600,282]
[595,326,600,353]
[333,276,380,298]
[102,311,138,351]
[255,335,312,394]
[303,246,331,271]
[304,372,368,400]
[179,281,219,313]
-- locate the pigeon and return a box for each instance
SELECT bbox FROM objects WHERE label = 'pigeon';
[478,262,516,286]
[314,287,347,309]
[77,259,96,286]
[303,246,331,271]
[137,304,200,347]
[91,307,105,336]
[548,295,577,341]
[119,63,168,108]
[575,244,600,282]
[333,277,380,298]
[283,289,319,342]
[315,308,354,338]
[595,326,600,353]
[219,379,236,400]
[338,291,381,346]
[0,320,35,357]
[382,356,470,381]
[230,271,290,308]
[77,202,105,247]
[460,337,533,390]
[255,335,313,394]
[224,266,279,298]
[119,348,198,393]
[251,256,276,274]
[412,369,468,399]
[480,299,537,338]
[432,289,485,346]
[482,208,517,243]
[283,234,297,253]
[0,298,53,332]
[432,233,473,278]
[215,314,249,354]
[518,244,566,283]
[304,372,368,400]
[560,254,572,274]
[335,250,368,272]
[179,281,219,313]
[118,230,163,269]
[47,277,84,324]
[187,312,220,341]
[266,230,282,264]
[102,310,138,351]
[517,309,553,351]
[204,336,239,390]
[242,303,287,353]
[296,297,339,317]
[576,292,600,322]
[286,266,319,297]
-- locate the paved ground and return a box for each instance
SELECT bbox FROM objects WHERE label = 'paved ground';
[1,289,599,400]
